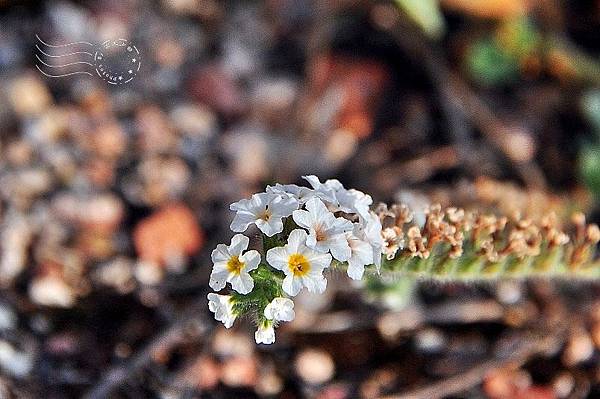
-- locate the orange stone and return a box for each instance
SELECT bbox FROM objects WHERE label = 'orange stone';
[133,203,204,266]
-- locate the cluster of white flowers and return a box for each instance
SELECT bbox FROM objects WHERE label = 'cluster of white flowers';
[207,176,384,344]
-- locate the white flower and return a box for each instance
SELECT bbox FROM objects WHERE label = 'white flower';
[345,227,374,280]
[267,183,315,204]
[292,197,352,261]
[230,193,298,237]
[264,297,295,322]
[255,322,276,344]
[266,229,332,296]
[207,293,236,328]
[341,189,373,219]
[210,234,261,294]
[303,175,372,218]
[361,212,385,269]
[302,175,338,205]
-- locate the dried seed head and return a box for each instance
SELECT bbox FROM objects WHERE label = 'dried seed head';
[480,239,500,262]
[572,212,586,227]
[406,226,429,258]
[381,227,403,260]
[390,204,413,225]
[446,207,465,224]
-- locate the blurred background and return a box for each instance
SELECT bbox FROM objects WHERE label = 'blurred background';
[1,0,600,398]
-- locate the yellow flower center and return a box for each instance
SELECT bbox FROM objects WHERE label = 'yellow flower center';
[226,255,245,275]
[258,209,272,221]
[288,253,310,276]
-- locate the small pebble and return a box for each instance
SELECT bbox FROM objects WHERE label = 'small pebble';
[294,348,335,385]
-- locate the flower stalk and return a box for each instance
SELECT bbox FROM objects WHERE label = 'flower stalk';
[377,204,600,281]
[206,176,600,344]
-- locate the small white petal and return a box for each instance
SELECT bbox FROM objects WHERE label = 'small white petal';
[207,293,236,328]
[230,212,255,233]
[328,235,352,261]
[229,234,249,256]
[255,324,276,344]
[304,197,330,220]
[264,297,295,322]
[266,247,289,271]
[305,229,319,249]
[211,244,231,263]
[271,196,299,217]
[256,217,284,236]
[229,273,254,294]
[282,275,303,296]
[292,209,312,229]
[302,175,321,189]
[302,274,327,294]
[209,268,229,291]
[302,175,337,204]
[324,179,344,191]
[286,229,308,253]
[333,217,353,232]
[305,251,332,272]
[347,261,365,280]
[240,250,261,271]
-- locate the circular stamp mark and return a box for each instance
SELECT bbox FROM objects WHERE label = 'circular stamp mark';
[94,39,141,85]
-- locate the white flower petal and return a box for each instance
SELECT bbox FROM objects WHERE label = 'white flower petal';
[362,213,384,268]
[324,178,344,191]
[207,293,236,328]
[328,235,352,261]
[286,229,308,253]
[302,175,321,189]
[251,193,270,209]
[209,268,229,291]
[266,247,289,271]
[229,234,249,256]
[230,197,251,212]
[302,274,327,294]
[268,184,315,204]
[229,272,254,294]
[256,217,284,236]
[282,275,303,296]
[211,244,231,263]
[292,209,312,229]
[333,217,353,232]
[305,197,330,220]
[347,261,365,280]
[230,212,256,233]
[302,175,337,204]
[264,297,295,322]
[305,251,332,272]
[305,229,320,250]
[271,195,299,217]
[240,250,261,271]
[351,238,374,265]
[255,324,275,344]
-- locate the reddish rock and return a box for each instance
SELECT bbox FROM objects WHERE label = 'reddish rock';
[133,204,203,266]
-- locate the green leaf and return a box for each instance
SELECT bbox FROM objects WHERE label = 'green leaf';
[467,37,519,86]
